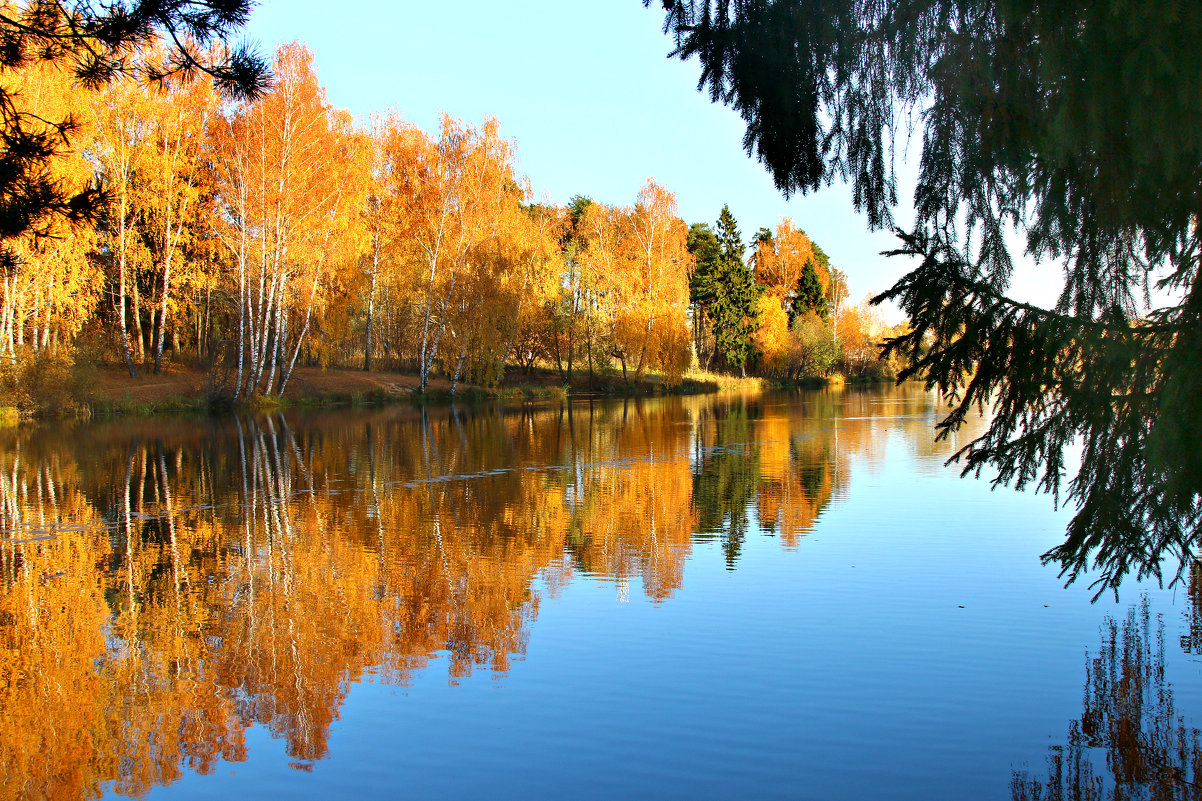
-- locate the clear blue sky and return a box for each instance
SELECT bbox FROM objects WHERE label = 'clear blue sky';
[239,1,962,317]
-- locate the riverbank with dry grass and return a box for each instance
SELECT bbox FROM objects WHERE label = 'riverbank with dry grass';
[2,360,784,422]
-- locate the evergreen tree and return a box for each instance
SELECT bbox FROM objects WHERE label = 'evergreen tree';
[811,240,830,275]
[697,205,758,377]
[652,0,1202,591]
[687,221,721,304]
[715,204,743,263]
[791,260,828,323]
[687,222,721,368]
[565,194,593,236]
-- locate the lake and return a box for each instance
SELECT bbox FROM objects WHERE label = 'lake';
[0,385,1198,800]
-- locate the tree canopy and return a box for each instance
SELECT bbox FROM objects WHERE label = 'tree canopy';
[793,261,827,322]
[651,0,1202,593]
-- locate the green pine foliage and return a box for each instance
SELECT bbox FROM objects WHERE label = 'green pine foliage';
[653,0,1202,592]
[696,205,759,376]
[792,260,828,322]
[687,222,721,289]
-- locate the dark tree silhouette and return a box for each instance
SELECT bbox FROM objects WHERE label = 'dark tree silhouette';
[650,0,1202,593]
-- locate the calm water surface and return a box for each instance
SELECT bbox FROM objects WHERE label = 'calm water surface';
[0,386,1198,800]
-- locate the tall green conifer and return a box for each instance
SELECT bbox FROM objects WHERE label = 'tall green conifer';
[792,260,828,323]
[694,205,758,376]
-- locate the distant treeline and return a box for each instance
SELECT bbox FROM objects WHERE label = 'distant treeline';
[2,40,904,408]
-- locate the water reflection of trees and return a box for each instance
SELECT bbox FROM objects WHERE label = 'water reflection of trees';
[1180,560,1202,657]
[0,388,945,798]
[1012,600,1202,800]
[691,386,956,563]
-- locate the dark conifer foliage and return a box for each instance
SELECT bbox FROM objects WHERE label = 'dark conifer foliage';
[792,260,827,322]
[687,221,720,280]
[692,205,759,376]
[652,0,1202,592]
[0,0,268,269]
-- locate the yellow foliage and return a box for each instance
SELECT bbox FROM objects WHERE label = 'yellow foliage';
[579,179,693,383]
[0,41,719,389]
[1,62,101,355]
[752,294,793,375]
[753,217,826,297]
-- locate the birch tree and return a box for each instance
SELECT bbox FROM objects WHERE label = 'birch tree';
[140,65,217,373]
[90,73,152,376]
[212,42,355,398]
[398,115,522,392]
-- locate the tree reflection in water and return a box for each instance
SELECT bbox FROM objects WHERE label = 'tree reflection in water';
[0,387,961,798]
[1012,594,1202,800]
[1181,561,1202,658]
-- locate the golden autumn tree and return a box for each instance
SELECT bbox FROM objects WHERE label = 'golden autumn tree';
[444,194,565,391]
[541,195,600,384]
[438,170,531,391]
[358,112,408,372]
[753,218,825,300]
[620,180,693,383]
[210,42,360,398]
[835,296,883,377]
[89,69,158,376]
[746,218,851,378]
[353,111,429,372]
[577,199,626,379]
[498,200,565,380]
[384,119,446,391]
[503,202,566,376]
[138,58,218,373]
[581,180,692,384]
[292,115,369,371]
[393,115,528,392]
[752,293,793,375]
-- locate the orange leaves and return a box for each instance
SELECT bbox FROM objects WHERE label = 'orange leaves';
[834,297,882,374]
[389,114,534,388]
[578,179,694,383]
[211,42,364,394]
[754,217,826,298]
[1,35,713,387]
[752,293,793,375]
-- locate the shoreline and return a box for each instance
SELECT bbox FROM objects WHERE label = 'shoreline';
[6,362,895,422]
